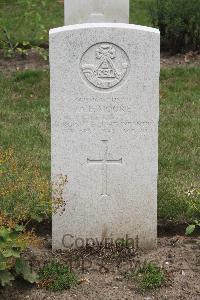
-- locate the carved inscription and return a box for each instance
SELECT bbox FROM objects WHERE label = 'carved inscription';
[61,96,155,134]
[79,104,131,114]
[81,43,129,90]
[75,96,131,102]
[75,96,132,114]
[63,118,155,134]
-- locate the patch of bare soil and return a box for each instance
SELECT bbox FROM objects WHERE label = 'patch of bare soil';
[0,50,200,74]
[161,51,200,68]
[0,49,48,74]
[0,234,200,300]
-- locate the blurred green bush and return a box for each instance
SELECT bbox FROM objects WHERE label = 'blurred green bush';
[149,0,200,53]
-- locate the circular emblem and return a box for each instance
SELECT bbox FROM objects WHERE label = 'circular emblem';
[80,42,129,90]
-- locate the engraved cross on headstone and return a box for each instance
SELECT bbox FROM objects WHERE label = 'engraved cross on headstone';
[87,140,122,196]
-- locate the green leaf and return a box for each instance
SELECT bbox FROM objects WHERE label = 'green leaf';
[0,228,10,241]
[193,220,200,225]
[186,224,196,235]
[15,258,38,283]
[2,248,21,258]
[0,237,7,246]
[0,270,14,286]
[22,41,30,46]
[9,231,20,239]
[15,225,24,232]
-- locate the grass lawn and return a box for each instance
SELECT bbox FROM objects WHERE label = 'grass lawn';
[0,0,152,46]
[0,67,199,224]
[0,70,51,222]
[130,0,153,27]
[159,68,200,222]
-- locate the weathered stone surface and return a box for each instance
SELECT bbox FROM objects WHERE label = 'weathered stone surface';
[50,23,160,250]
[64,0,129,25]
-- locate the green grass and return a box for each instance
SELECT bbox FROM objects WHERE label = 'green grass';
[0,69,50,161]
[0,0,153,46]
[159,68,200,222]
[0,0,64,46]
[0,70,51,222]
[0,67,200,223]
[130,0,153,26]
[39,260,77,291]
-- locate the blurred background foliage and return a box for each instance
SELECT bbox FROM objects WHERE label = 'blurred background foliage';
[0,0,199,53]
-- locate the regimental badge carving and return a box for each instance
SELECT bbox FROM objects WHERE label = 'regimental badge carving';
[81,43,129,90]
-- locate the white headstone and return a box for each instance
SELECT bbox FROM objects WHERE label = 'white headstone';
[50,23,160,250]
[64,0,129,25]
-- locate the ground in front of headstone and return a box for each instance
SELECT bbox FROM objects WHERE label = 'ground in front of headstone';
[0,234,199,300]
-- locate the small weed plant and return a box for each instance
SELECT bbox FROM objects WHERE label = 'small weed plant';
[0,27,48,60]
[186,220,200,235]
[39,260,78,292]
[185,187,200,235]
[0,220,39,286]
[128,261,167,292]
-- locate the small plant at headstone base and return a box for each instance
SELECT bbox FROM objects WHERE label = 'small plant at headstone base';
[148,0,200,53]
[38,260,78,292]
[0,220,39,287]
[127,261,167,292]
